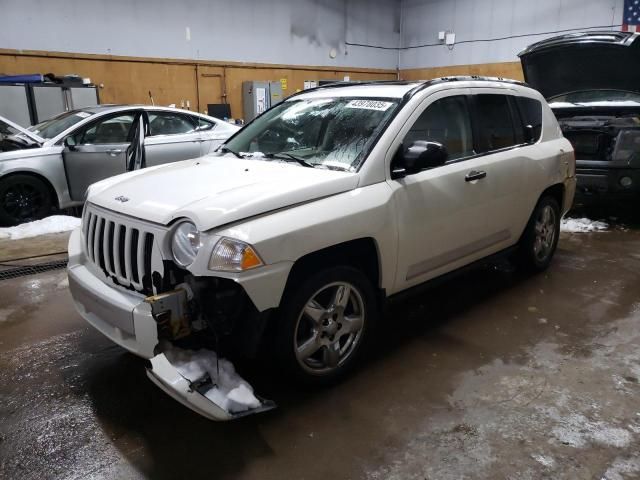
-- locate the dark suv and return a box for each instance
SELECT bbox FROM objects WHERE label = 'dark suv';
[520,31,640,205]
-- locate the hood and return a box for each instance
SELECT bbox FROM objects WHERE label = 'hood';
[89,155,359,230]
[0,115,44,144]
[518,31,640,100]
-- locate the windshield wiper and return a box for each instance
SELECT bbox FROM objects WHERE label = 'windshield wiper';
[265,152,315,168]
[219,145,243,158]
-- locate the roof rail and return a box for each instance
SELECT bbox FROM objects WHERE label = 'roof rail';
[287,76,531,102]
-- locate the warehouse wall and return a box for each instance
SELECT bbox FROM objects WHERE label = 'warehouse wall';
[0,52,396,120]
[0,0,400,70]
[399,0,625,78]
[0,0,400,119]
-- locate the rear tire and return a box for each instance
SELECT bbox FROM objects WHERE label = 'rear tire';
[516,195,561,272]
[0,174,53,226]
[276,266,378,385]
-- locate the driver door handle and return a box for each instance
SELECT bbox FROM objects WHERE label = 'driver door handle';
[107,148,123,156]
[465,170,487,182]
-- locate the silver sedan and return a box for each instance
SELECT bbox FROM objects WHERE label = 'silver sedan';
[0,105,239,225]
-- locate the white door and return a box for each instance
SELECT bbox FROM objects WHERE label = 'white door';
[388,90,526,292]
[467,91,532,245]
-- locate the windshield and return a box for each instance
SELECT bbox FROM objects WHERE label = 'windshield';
[224,97,400,171]
[549,90,640,104]
[28,110,95,139]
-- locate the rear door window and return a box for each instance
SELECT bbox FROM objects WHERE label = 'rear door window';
[404,95,474,161]
[148,112,197,136]
[474,94,517,152]
[515,97,543,143]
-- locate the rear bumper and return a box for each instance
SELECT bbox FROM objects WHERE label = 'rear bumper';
[575,165,640,202]
[67,228,158,359]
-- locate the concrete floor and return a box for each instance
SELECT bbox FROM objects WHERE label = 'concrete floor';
[1,227,639,480]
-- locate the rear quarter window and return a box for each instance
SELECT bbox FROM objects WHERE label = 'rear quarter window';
[515,97,543,143]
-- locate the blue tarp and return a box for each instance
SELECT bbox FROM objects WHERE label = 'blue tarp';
[0,74,45,84]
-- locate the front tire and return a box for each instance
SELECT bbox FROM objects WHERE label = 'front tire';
[276,266,378,385]
[517,195,561,272]
[0,174,53,226]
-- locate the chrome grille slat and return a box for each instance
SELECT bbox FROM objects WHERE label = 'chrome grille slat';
[136,230,146,291]
[113,224,128,286]
[81,205,156,295]
[103,221,114,277]
[123,227,133,285]
[86,214,97,262]
[93,217,103,266]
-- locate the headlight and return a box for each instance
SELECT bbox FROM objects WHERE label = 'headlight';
[209,237,264,272]
[171,221,201,267]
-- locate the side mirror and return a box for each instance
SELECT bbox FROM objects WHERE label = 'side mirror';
[524,124,536,144]
[64,136,77,151]
[392,140,448,178]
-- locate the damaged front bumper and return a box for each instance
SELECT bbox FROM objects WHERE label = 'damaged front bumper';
[67,228,275,421]
[146,353,275,421]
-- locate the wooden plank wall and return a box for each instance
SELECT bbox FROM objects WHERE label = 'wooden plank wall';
[0,50,396,120]
[0,49,526,121]
[400,61,524,82]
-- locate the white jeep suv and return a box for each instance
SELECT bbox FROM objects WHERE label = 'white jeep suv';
[68,77,576,420]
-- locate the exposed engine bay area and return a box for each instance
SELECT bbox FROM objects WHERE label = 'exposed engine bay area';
[142,271,275,418]
[145,273,271,360]
[556,113,640,164]
[0,135,37,152]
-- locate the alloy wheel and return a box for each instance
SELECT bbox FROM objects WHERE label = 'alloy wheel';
[533,204,557,262]
[293,281,365,375]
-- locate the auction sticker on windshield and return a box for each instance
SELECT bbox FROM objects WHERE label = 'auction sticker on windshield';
[346,100,393,111]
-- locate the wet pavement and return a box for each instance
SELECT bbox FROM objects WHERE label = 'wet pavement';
[1,227,639,479]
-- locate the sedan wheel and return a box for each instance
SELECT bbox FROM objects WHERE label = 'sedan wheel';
[0,175,53,226]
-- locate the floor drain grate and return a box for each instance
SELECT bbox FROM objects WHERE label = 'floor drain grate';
[0,259,68,281]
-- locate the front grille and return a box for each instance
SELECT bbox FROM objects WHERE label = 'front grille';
[83,208,155,294]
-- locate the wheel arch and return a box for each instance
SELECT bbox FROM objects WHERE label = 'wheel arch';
[0,170,60,209]
[541,183,565,211]
[517,183,565,244]
[283,237,383,298]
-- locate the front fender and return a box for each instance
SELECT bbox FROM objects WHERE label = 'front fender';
[0,149,71,208]
[186,183,397,311]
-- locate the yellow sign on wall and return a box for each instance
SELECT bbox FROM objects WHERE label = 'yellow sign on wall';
[280,78,288,90]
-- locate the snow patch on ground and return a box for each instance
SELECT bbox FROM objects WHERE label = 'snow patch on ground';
[0,215,80,240]
[162,342,261,414]
[561,217,608,233]
[602,456,640,480]
[0,307,15,323]
[548,411,632,448]
[531,454,555,468]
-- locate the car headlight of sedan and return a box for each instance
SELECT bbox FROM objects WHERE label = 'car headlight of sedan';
[171,221,201,268]
[209,237,264,272]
